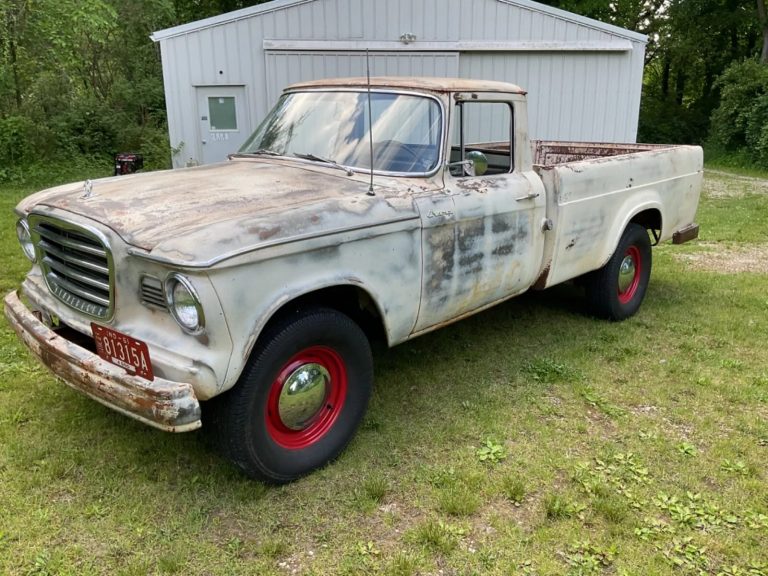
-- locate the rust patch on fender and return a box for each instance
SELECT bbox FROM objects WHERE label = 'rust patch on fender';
[532,264,550,291]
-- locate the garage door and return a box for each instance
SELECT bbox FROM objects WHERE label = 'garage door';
[265,51,460,103]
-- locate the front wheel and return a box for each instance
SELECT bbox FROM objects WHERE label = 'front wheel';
[214,307,373,483]
[585,223,652,321]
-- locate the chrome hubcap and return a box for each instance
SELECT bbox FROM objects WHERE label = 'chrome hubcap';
[618,254,636,293]
[278,363,330,430]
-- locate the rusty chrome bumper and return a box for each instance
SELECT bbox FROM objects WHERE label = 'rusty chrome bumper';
[3,290,202,432]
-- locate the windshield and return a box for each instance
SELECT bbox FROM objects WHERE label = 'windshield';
[239,91,442,174]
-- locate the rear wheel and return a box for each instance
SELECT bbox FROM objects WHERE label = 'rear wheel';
[585,223,652,321]
[214,307,373,483]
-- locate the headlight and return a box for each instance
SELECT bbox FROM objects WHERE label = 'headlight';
[16,219,36,262]
[165,274,205,333]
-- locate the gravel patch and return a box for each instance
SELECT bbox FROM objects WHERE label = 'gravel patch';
[674,242,768,274]
[704,170,768,198]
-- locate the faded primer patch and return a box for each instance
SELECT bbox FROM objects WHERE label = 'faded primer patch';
[673,242,768,274]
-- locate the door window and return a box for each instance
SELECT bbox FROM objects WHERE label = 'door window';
[451,101,514,175]
[209,96,237,131]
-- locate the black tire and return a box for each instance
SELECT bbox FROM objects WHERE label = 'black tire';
[213,307,373,483]
[585,223,652,321]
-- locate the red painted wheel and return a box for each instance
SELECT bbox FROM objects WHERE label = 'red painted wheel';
[265,346,348,450]
[617,245,642,304]
[585,223,652,321]
[210,307,373,483]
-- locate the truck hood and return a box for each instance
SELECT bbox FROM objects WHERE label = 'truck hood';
[20,160,425,265]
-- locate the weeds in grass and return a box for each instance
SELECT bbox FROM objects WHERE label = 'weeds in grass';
[409,518,466,554]
[157,552,186,574]
[522,357,581,384]
[437,485,481,516]
[363,475,389,503]
[356,540,381,557]
[383,551,421,576]
[654,492,739,531]
[578,385,626,417]
[720,459,749,476]
[477,439,506,464]
[634,517,677,541]
[562,541,616,575]
[592,492,629,524]
[256,538,287,559]
[744,511,768,529]
[717,563,768,576]
[662,537,709,572]
[544,494,586,520]
[500,475,527,505]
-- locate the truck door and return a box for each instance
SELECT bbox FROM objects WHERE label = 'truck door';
[414,96,546,333]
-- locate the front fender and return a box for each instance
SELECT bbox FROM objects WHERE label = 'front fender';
[209,228,422,393]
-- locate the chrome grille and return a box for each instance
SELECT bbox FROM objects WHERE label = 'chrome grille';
[140,276,167,309]
[31,217,113,318]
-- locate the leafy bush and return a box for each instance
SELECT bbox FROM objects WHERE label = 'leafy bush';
[709,59,768,167]
[0,116,54,167]
[637,97,709,145]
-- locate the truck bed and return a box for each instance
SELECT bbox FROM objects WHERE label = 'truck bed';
[530,140,703,289]
[532,140,675,166]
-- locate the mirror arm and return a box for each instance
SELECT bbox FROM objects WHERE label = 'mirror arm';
[446,159,475,177]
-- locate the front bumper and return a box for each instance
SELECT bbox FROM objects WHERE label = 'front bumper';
[3,290,202,432]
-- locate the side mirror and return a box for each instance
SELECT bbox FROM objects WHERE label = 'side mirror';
[446,150,489,177]
[465,151,488,176]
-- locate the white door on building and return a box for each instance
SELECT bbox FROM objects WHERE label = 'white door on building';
[197,86,250,164]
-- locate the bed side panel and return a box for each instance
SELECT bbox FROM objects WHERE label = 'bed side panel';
[539,145,702,288]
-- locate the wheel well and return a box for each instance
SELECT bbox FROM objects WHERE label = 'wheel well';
[263,286,388,347]
[630,209,662,243]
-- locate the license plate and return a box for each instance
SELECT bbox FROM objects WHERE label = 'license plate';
[91,323,154,381]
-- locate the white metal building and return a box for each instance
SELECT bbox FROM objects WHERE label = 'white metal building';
[151,0,647,168]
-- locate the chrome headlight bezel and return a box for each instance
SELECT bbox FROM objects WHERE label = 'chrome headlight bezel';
[16,218,36,262]
[165,274,205,334]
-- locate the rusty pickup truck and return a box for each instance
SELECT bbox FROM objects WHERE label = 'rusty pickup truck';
[4,77,701,482]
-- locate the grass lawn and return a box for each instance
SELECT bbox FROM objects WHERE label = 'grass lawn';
[1,168,767,575]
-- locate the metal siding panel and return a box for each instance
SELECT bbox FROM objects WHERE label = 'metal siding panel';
[531,10,544,40]
[325,0,339,39]
[265,51,459,97]
[160,40,182,167]
[517,6,532,39]
[251,16,271,124]
[174,37,199,166]
[423,0,437,40]
[349,0,363,37]
[472,0,485,39]
[606,56,622,140]
[459,51,633,143]
[619,53,633,140]
[593,53,609,140]
[435,0,450,41]
[626,41,646,141]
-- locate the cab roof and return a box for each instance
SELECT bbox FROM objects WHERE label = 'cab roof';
[285,76,526,95]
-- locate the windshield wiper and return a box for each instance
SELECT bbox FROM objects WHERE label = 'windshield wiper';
[294,153,355,176]
[230,149,283,158]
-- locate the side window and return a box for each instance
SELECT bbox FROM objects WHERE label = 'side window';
[450,101,514,176]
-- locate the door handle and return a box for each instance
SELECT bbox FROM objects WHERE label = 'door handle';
[515,191,539,201]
